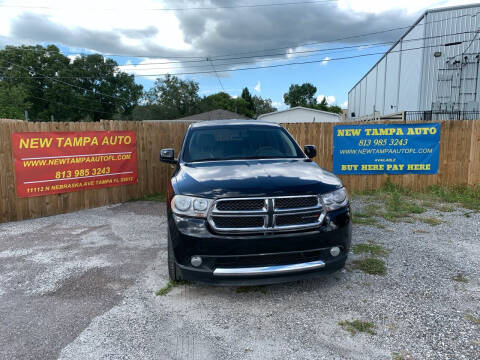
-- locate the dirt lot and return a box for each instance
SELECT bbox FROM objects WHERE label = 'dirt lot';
[0,198,479,360]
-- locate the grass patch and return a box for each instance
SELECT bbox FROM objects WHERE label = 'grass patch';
[235,286,268,294]
[426,185,480,210]
[338,320,376,335]
[353,180,480,223]
[392,352,412,360]
[155,280,188,296]
[419,217,443,226]
[465,314,480,325]
[351,215,378,226]
[352,257,386,276]
[452,273,468,283]
[140,193,165,202]
[352,242,389,257]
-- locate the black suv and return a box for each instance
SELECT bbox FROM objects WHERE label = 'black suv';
[160,120,351,285]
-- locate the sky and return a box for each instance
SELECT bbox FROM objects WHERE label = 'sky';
[0,0,477,110]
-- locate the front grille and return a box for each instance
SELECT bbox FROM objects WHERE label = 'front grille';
[274,196,319,210]
[211,216,265,229]
[275,212,322,226]
[216,199,265,211]
[209,196,324,234]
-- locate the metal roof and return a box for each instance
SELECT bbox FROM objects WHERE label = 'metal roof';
[190,119,279,128]
[257,106,341,119]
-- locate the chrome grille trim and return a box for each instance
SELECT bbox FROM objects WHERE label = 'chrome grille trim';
[208,195,325,234]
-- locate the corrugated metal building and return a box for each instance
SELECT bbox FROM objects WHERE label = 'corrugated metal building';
[348,4,480,119]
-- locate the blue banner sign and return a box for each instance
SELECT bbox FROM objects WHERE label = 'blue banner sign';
[333,123,441,175]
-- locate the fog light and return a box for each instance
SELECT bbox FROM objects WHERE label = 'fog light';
[191,256,202,267]
[330,247,341,257]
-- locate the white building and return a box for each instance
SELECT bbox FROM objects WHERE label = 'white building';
[348,4,480,120]
[257,106,341,123]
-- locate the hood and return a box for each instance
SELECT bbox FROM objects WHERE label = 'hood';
[174,159,342,199]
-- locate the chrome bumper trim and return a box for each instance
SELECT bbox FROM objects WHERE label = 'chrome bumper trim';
[213,259,326,277]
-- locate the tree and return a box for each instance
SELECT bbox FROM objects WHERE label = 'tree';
[283,83,342,115]
[241,87,254,113]
[314,96,343,114]
[0,44,143,121]
[143,74,200,119]
[283,83,317,107]
[0,83,31,119]
[252,96,277,118]
[199,92,254,118]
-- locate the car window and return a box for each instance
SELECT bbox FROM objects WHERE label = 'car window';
[183,126,304,162]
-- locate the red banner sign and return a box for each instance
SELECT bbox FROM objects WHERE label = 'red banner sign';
[12,131,138,198]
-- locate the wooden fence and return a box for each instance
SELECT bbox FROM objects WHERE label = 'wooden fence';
[0,118,479,223]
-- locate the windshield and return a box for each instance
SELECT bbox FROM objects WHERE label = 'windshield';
[182,125,305,162]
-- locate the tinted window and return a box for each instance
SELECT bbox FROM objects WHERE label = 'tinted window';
[183,126,304,162]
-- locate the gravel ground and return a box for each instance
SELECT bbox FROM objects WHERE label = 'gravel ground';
[0,199,479,360]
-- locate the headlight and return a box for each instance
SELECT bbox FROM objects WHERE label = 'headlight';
[321,188,349,211]
[171,195,212,218]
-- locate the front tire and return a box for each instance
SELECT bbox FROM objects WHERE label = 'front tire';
[167,231,182,282]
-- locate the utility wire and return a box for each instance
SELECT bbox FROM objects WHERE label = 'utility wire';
[119,41,474,77]
[3,11,477,61]
[0,0,337,11]
[2,33,477,80]
[207,58,225,91]
[118,30,478,71]
[28,95,115,116]
[6,61,130,105]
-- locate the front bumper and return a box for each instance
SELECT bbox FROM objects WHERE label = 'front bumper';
[168,207,351,285]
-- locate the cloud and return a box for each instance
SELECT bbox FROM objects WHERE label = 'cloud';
[272,101,287,111]
[254,81,261,92]
[1,0,422,71]
[0,0,464,78]
[342,100,348,108]
[321,57,331,65]
[317,95,336,104]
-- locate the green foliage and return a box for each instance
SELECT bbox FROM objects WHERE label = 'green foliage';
[419,217,443,226]
[352,257,387,275]
[465,314,480,325]
[338,320,376,335]
[136,76,277,120]
[0,45,142,121]
[139,193,165,202]
[0,83,31,119]
[155,280,188,296]
[283,83,317,107]
[452,273,468,283]
[143,74,201,119]
[352,243,389,257]
[426,185,480,210]
[252,95,277,118]
[241,87,254,112]
[283,82,343,114]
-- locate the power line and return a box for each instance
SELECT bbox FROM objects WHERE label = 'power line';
[0,0,337,11]
[120,41,474,77]
[6,61,130,105]
[2,34,477,80]
[28,95,115,116]
[3,10,477,61]
[207,58,225,91]
[118,30,477,71]
[207,10,480,58]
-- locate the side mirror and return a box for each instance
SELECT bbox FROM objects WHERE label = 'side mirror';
[304,145,317,159]
[160,148,177,164]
